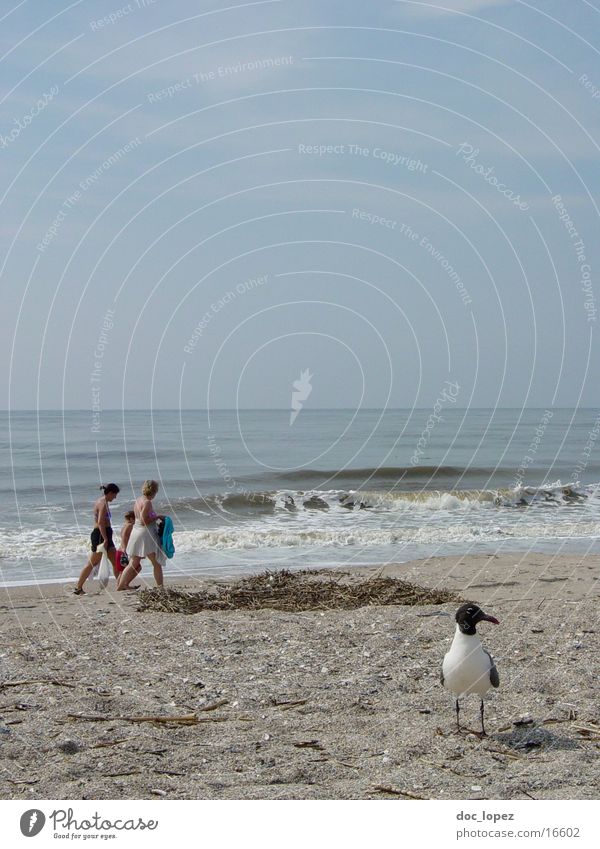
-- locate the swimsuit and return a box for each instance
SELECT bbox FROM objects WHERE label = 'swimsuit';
[115,549,129,572]
[91,525,114,552]
[90,498,115,552]
[126,499,165,565]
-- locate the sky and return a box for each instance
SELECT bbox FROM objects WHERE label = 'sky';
[0,0,599,411]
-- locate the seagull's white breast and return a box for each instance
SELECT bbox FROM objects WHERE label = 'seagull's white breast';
[442,628,494,697]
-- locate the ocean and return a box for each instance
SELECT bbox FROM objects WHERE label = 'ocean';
[1,408,599,586]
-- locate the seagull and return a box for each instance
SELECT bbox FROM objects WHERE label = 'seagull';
[441,602,500,735]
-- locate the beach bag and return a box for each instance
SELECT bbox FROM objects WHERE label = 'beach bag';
[97,551,111,589]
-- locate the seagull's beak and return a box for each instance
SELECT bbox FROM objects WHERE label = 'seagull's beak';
[480,613,500,625]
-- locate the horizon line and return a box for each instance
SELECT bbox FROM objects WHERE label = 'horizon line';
[2,406,599,413]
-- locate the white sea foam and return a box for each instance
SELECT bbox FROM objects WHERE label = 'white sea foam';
[2,482,599,564]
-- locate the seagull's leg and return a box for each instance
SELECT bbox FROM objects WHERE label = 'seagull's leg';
[455,698,460,731]
[480,699,486,736]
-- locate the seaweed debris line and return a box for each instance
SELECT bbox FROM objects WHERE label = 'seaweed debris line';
[137,569,460,614]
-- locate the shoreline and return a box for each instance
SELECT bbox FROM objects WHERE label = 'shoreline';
[2,549,599,603]
[1,551,599,800]
[3,535,600,591]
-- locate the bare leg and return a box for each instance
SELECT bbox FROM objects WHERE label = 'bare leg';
[75,553,101,593]
[107,547,118,579]
[147,552,163,587]
[480,699,486,736]
[109,548,120,579]
[455,698,460,731]
[118,556,142,590]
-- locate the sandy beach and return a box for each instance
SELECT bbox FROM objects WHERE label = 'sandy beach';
[1,551,599,800]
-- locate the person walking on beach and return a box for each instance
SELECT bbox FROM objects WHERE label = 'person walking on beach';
[117,479,164,590]
[114,510,143,581]
[74,483,120,595]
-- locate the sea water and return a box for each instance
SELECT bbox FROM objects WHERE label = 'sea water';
[1,408,599,585]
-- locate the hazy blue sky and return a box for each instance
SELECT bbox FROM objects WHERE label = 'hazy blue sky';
[1,0,598,411]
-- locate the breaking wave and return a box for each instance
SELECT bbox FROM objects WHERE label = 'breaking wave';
[2,481,598,566]
[181,481,599,515]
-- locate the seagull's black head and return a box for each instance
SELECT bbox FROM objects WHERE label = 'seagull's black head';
[455,602,500,635]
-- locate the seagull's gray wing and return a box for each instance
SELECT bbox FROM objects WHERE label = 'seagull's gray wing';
[484,649,499,688]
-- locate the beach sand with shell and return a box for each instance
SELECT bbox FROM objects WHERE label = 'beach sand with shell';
[1,551,599,800]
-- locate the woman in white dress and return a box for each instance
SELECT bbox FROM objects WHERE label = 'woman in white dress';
[117,479,164,590]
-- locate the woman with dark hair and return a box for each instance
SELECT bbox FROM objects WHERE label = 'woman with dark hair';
[74,483,120,595]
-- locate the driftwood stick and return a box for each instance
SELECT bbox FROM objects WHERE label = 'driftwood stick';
[280,699,309,711]
[293,740,323,749]
[0,679,76,690]
[198,700,228,712]
[67,713,200,725]
[572,722,600,733]
[154,769,186,776]
[373,784,426,800]
[103,770,141,778]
